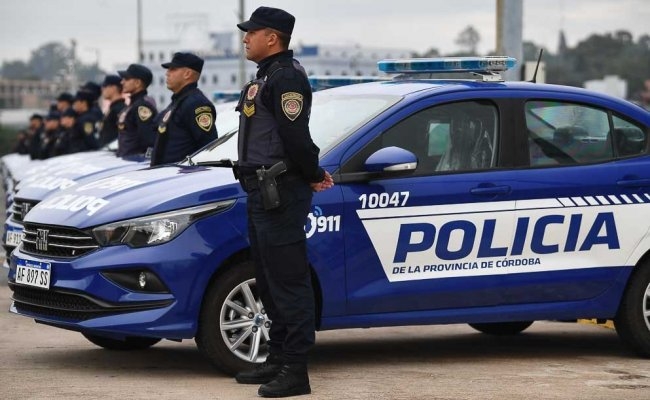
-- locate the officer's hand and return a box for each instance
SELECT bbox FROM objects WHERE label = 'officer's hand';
[310,171,334,192]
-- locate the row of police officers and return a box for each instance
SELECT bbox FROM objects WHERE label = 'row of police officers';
[13,52,218,166]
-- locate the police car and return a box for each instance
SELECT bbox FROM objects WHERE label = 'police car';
[7,57,650,375]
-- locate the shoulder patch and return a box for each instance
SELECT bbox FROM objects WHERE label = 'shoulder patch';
[246,84,259,100]
[138,106,153,121]
[84,122,94,135]
[281,92,303,121]
[195,112,214,132]
[194,106,212,115]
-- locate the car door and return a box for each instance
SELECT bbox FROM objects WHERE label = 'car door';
[337,96,521,316]
[503,98,650,305]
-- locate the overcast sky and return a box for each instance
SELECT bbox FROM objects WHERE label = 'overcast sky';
[0,0,648,72]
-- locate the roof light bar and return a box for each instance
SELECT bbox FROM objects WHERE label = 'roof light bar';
[377,56,517,74]
[308,75,389,90]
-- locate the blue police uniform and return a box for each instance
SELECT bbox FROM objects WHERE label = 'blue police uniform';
[70,110,99,153]
[234,8,325,396]
[151,77,218,165]
[99,98,126,147]
[117,91,156,156]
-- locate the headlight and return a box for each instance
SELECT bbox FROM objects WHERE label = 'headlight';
[92,200,235,248]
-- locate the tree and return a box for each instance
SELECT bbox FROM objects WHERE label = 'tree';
[455,26,481,54]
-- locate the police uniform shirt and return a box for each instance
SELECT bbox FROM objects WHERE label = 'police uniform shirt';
[70,111,99,153]
[238,50,324,182]
[117,91,157,157]
[99,98,126,147]
[151,82,218,165]
[39,127,61,159]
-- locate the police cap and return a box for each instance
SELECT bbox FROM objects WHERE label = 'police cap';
[237,6,295,36]
[45,111,61,121]
[61,108,76,118]
[57,92,74,103]
[102,74,123,89]
[80,81,101,101]
[29,113,43,121]
[118,64,153,87]
[74,90,95,105]
[161,52,204,74]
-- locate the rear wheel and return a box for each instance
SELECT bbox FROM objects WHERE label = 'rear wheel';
[468,321,534,335]
[195,261,269,376]
[614,260,650,357]
[82,333,161,350]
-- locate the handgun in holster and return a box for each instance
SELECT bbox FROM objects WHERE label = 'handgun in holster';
[256,161,287,210]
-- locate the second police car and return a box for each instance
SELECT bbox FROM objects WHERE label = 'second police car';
[7,57,650,375]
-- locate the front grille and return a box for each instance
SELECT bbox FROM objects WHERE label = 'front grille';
[9,283,173,321]
[11,199,39,223]
[21,223,99,258]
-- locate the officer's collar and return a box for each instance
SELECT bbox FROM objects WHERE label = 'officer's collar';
[257,50,294,78]
[130,90,148,101]
[172,82,198,101]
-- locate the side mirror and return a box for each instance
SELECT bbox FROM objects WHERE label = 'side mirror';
[364,146,417,172]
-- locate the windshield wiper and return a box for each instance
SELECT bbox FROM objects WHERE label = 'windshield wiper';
[195,159,236,168]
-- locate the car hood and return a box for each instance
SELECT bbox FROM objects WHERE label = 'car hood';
[14,155,148,203]
[25,164,243,228]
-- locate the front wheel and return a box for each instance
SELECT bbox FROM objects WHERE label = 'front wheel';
[614,260,650,357]
[195,261,269,375]
[468,321,534,335]
[82,333,161,350]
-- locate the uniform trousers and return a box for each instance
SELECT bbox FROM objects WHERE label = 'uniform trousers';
[246,178,315,364]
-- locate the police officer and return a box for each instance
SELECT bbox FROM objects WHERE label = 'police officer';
[53,107,76,156]
[80,81,104,121]
[70,91,100,152]
[26,113,44,160]
[234,6,333,398]
[98,74,126,147]
[55,92,74,113]
[151,52,218,166]
[116,64,157,156]
[38,111,61,159]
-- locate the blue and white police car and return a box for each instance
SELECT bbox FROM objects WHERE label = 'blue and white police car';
[7,57,650,375]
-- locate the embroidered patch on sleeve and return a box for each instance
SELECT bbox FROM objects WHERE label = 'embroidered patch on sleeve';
[281,92,303,121]
[194,106,212,115]
[195,112,214,132]
[84,122,94,135]
[138,106,153,121]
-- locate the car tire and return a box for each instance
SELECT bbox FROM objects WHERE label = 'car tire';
[468,321,534,335]
[82,333,161,350]
[614,260,650,357]
[195,260,269,376]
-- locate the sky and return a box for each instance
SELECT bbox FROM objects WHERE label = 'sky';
[0,0,648,72]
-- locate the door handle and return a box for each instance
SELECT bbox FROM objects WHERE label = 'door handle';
[470,185,511,195]
[617,179,650,187]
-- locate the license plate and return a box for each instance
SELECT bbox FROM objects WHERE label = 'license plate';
[15,259,51,289]
[6,230,24,247]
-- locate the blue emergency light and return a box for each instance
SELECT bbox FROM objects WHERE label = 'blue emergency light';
[308,75,389,91]
[377,56,517,74]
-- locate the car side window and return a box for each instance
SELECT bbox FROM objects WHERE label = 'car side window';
[340,100,498,175]
[526,101,647,166]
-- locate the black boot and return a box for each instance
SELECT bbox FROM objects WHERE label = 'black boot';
[235,354,284,384]
[257,363,311,398]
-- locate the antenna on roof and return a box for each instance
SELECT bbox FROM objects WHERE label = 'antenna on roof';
[529,48,544,83]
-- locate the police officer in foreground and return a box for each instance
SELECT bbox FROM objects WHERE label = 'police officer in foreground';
[117,64,157,157]
[234,6,333,398]
[98,74,126,147]
[151,52,217,166]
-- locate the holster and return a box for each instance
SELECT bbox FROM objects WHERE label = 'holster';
[256,161,287,210]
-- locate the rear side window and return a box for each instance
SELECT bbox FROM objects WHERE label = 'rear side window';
[526,101,647,166]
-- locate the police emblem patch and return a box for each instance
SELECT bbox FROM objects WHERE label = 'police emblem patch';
[84,122,94,135]
[281,92,303,121]
[243,103,255,117]
[138,106,153,121]
[246,84,259,100]
[195,112,213,132]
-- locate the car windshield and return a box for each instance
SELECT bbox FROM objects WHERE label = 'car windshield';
[187,91,401,165]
